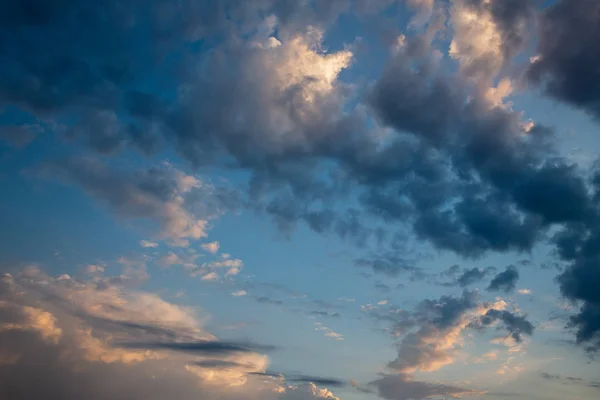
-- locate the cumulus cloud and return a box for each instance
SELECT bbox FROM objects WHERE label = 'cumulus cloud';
[3,0,600,358]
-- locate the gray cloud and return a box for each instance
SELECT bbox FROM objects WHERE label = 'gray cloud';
[3,0,600,355]
[527,0,600,120]
[477,309,534,343]
[457,267,493,287]
[119,340,277,355]
[487,265,519,293]
[540,372,600,391]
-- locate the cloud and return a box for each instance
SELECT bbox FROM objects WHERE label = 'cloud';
[0,267,341,399]
[37,157,239,246]
[449,0,534,87]
[277,382,340,400]
[475,309,534,343]
[159,251,183,267]
[379,290,531,376]
[458,267,492,287]
[4,0,600,357]
[527,0,600,120]
[140,240,159,248]
[202,241,220,254]
[355,254,421,277]
[540,372,600,390]
[314,322,343,341]
[387,290,483,373]
[85,264,105,275]
[254,373,345,389]
[487,265,519,293]
[119,340,277,355]
[0,124,42,148]
[232,290,248,297]
[201,272,220,282]
[370,373,477,400]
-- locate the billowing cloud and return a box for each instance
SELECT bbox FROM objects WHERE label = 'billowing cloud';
[3,0,600,363]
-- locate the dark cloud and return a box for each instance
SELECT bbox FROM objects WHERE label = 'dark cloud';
[281,375,346,388]
[251,371,346,388]
[119,340,277,355]
[417,290,478,330]
[355,254,421,278]
[255,296,284,306]
[487,265,519,293]
[457,267,492,287]
[476,309,534,343]
[553,166,600,352]
[540,372,584,383]
[437,266,496,287]
[540,372,600,390]
[527,0,600,120]
[6,0,593,263]
[367,39,590,257]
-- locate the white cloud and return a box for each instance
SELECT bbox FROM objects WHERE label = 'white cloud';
[159,251,183,268]
[314,323,344,341]
[140,240,159,248]
[201,241,220,254]
[277,382,340,400]
[231,290,247,297]
[201,272,220,281]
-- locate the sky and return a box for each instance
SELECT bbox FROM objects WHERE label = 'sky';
[0,0,599,399]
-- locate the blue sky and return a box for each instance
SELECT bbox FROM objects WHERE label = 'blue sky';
[1,1,600,399]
